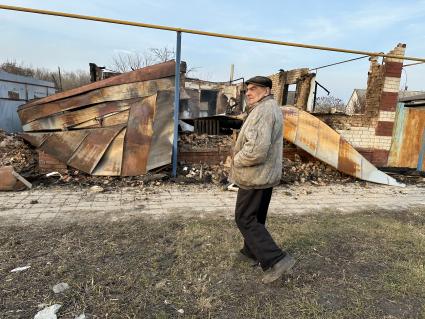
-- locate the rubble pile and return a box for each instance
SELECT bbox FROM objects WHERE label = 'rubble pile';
[178,133,232,185]
[0,130,38,175]
[44,163,229,189]
[179,163,230,185]
[177,153,355,186]
[176,133,356,186]
[282,154,354,185]
[179,133,233,151]
[36,170,170,190]
[0,129,370,189]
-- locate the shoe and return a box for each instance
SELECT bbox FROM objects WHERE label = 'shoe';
[262,254,296,284]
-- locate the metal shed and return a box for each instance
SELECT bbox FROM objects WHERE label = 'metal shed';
[0,71,56,133]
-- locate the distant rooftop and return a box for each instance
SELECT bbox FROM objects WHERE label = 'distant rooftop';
[353,88,425,101]
[399,93,425,105]
[0,70,55,88]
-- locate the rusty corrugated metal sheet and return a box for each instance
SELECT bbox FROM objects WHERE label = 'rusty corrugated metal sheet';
[22,98,139,131]
[295,111,320,154]
[19,79,174,125]
[72,119,101,129]
[338,138,362,178]
[121,94,157,176]
[70,110,130,129]
[388,104,425,171]
[92,129,127,176]
[146,90,174,170]
[283,107,298,143]
[19,61,177,108]
[282,106,403,186]
[102,110,130,127]
[67,126,124,173]
[316,121,340,168]
[19,132,50,147]
[388,102,406,167]
[19,62,177,176]
[40,131,89,164]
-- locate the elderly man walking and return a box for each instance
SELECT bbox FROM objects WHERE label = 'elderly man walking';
[231,76,295,284]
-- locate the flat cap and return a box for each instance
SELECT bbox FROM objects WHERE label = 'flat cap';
[245,76,272,89]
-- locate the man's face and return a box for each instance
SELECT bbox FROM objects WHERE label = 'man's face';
[246,84,269,105]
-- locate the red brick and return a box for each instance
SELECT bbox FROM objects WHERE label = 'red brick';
[384,62,403,77]
[379,92,398,111]
[178,146,316,165]
[178,150,230,165]
[372,149,389,167]
[355,148,390,166]
[356,148,374,163]
[375,121,394,136]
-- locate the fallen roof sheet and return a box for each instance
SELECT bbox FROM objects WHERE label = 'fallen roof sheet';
[19,62,176,176]
[282,106,404,186]
[19,60,179,109]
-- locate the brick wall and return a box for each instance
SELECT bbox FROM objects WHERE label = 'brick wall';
[373,43,405,164]
[316,43,406,167]
[268,44,406,167]
[38,150,68,173]
[178,145,314,164]
[269,73,282,101]
[269,68,310,106]
[179,146,231,165]
[380,92,398,111]
[295,74,315,109]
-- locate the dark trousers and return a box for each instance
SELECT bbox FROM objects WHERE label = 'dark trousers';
[235,187,285,270]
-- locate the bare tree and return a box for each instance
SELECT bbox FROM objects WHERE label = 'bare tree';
[109,47,208,78]
[110,47,176,73]
[0,59,35,77]
[149,47,175,63]
[1,60,90,91]
[314,95,345,113]
[111,52,156,73]
[29,67,90,91]
[57,70,90,91]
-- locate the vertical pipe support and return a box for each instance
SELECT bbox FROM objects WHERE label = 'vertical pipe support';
[417,128,425,172]
[172,31,182,177]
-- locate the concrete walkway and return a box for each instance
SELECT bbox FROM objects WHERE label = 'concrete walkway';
[0,183,424,225]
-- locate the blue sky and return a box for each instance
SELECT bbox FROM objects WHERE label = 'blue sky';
[1,0,424,101]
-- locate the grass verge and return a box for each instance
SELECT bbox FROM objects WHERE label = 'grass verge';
[1,208,424,318]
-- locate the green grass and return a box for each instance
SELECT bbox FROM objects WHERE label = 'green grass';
[1,209,424,318]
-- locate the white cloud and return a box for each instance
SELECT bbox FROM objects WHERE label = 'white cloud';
[346,4,425,30]
[297,17,343,43]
